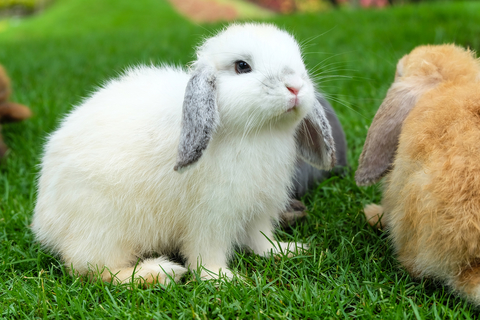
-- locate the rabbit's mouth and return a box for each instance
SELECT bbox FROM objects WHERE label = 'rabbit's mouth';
[286,96,300,113]
[286,106,297,113]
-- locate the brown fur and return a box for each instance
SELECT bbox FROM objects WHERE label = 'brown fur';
[356,45,480,304]
[0,65,31,157]
[456,263,480,296]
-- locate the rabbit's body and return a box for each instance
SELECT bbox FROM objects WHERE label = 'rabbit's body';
[356,45,480,303]
[386,84,480,281]
[33,24,336,284]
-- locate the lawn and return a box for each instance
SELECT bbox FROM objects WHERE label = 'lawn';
[1,0,480,318]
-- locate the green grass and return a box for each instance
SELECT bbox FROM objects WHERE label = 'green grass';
[1,0,480,318]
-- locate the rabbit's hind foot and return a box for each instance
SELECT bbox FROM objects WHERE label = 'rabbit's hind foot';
[102,257,188,286]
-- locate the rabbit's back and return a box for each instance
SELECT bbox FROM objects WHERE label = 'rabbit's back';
[38,66,189,199]
[43,65,188,170]
[384,83,480,278]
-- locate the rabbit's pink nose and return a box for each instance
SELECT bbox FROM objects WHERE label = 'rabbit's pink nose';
[287,86,299,96]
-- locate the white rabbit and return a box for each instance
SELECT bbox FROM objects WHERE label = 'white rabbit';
[32,23,335,285]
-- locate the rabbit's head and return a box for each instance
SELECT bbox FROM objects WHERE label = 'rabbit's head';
[355,45,480,186]
[174,23,336,172]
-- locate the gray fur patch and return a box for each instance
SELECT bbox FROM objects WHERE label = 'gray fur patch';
[293,95,348,197]
[355,83,420,186]
[174,66,218,171]
[296,96,336,170]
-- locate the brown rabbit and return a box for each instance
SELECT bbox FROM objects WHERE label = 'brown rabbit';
[0,65,31,157]
[356,44,480,304]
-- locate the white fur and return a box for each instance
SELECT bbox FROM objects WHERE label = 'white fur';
[32,23,321,284]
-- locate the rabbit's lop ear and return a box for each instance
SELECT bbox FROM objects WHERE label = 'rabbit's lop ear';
[355,78,425,186]
[297,96,336,170]
[174,66,219,172]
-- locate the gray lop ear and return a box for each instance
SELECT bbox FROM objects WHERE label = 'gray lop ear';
[297,95,336,170]
[174,66,219,172]
[355,81,424,186]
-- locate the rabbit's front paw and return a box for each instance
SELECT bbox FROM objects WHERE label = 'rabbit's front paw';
[364,203,386,229]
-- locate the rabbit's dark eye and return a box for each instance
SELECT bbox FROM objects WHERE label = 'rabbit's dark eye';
[235,61,252,74]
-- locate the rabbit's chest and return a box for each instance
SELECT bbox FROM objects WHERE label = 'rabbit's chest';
[203,134,297,203]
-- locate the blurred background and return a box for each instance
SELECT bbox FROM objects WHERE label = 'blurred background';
[0,0,469,20]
